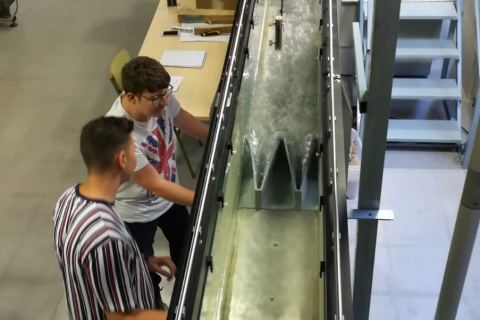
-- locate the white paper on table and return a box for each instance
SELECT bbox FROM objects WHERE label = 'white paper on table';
[170,75,183,92]
[160,50,206,68]
[179,23,230,43]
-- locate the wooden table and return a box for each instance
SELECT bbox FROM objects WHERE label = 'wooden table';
[139,0,229,121]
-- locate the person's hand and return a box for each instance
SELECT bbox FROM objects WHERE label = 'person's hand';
[146,256,176,281]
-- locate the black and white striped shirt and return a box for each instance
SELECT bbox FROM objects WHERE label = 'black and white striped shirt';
[53,185,154,320]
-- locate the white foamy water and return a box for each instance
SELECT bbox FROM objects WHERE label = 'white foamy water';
[236,0,321,179]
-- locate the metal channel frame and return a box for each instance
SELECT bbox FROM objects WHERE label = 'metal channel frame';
[167,0,256,318]
[168,0,354,317]
[321,0,353,319]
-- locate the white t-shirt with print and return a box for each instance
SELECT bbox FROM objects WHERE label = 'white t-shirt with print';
[106,94,181,223]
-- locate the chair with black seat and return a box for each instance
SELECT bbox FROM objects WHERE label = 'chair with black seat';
[108,49,196,178]
[0,0,18,27]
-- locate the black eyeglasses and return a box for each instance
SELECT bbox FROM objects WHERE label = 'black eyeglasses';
[140,85,174,104]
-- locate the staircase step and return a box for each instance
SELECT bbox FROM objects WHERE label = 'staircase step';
[392,79,460,100]
[396,39,459,59]
[364,1,457,20]
[387,119,461,143]
[400,2,457,20]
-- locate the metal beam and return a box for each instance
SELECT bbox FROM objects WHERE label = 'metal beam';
[435,100,480,319]
[464,85,480,167]
[352,0,401,319]
[464,0,480,168]
[352,22,367,101]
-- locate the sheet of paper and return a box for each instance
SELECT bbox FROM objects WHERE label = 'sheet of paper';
[179,23,230,43]
[160,50,206,68]
[170,75,183,92]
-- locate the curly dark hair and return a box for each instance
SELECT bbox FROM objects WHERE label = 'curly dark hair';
[121,56,171,95]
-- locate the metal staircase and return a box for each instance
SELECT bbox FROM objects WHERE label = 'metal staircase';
[358,0,463,144]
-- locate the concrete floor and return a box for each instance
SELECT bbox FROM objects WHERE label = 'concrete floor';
[0,0,479,319]
[348,149,480,319]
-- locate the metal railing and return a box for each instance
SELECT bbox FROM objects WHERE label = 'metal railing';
[168,0,256,318]
[321,0,353,318]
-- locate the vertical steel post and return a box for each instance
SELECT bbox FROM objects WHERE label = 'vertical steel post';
[435,106,480,320]
[352,0,401,319]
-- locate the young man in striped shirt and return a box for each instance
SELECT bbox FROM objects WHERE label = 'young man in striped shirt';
[53,117,175,320]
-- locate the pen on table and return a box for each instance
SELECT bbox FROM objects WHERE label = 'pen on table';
[201,30,221,37]
[163,30,178,36]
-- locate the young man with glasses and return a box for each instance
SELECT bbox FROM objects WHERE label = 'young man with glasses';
[53,117,174,320]
[106,56,208,308]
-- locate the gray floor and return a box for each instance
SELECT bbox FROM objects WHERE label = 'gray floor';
[0,1,478,319]
[348,150,480,320]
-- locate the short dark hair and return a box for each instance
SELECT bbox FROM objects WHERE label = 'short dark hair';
[80,117,134,171]
[122,56,171,95]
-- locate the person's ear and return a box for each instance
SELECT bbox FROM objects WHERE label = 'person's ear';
[117,150,127,170]
[125,92,137,102]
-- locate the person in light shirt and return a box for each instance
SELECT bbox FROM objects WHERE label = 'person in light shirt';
[106,56,208,307]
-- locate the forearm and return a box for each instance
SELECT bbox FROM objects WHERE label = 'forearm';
[106,310,167,320]
[149,179,194,207]
[180,120,208,143]
[174,109,209,142]
[133,164,195,207]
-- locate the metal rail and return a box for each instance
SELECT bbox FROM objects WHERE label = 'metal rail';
[327,0,345,316]
[321,0,352,318]
[169,0,255,318]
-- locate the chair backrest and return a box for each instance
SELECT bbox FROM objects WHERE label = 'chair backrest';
[109,49,131,95]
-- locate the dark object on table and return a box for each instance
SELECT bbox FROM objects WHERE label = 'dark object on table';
[163,30,179,36]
